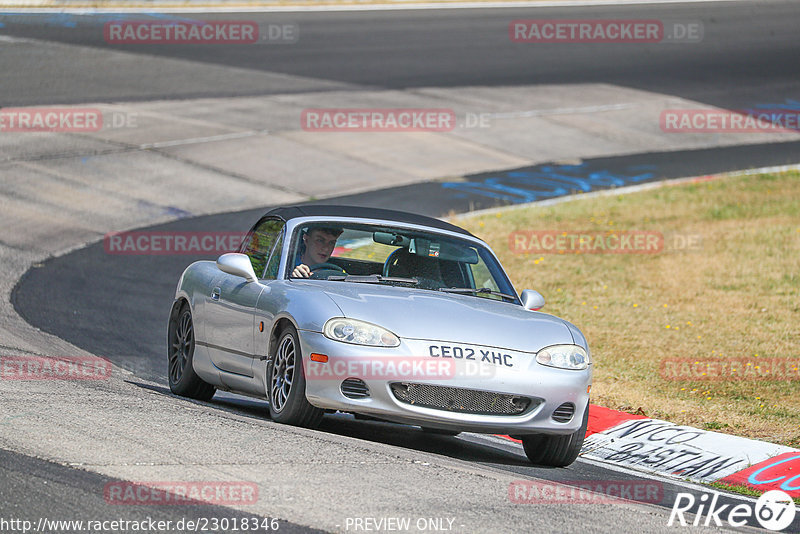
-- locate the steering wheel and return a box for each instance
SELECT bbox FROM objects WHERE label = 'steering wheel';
[308,262,344,273]
[308,262,345,280]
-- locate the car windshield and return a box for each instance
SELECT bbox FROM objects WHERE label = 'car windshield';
[289,222,518,303]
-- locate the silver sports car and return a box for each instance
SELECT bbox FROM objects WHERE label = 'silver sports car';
[168,205,592,466]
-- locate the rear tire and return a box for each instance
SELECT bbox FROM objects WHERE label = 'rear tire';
[267,325,324,428]
[521,403,589,467]
[167,304,215,401]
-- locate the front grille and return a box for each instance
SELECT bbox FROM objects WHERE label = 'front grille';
[390,382,533,416]
[341,378,370,399]
[552,402,575,423]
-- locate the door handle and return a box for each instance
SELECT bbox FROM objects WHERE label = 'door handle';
[211,287,221,301]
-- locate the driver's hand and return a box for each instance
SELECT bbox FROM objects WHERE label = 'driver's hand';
[291,264,311,278]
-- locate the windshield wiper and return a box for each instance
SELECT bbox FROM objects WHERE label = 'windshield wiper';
[326,274,420,286]
[438,287,517,302]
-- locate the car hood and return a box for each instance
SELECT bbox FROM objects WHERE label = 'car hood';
[315,282,574,353]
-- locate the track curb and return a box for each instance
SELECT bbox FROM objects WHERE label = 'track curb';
[580,405,800,497]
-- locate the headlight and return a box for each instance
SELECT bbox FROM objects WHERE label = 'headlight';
[323,318,400,347]
[536,344,590,370]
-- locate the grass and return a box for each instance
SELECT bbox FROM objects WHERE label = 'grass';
[708,481,800,506]
[454,171,800,448]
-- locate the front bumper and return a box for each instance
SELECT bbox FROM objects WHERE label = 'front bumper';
[299,331,591,435]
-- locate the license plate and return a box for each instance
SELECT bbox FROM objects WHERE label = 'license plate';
[428,344,513,368]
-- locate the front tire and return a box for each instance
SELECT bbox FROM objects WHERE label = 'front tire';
[521,403,589,467]
[267,325,324,428]
[168,304,215,401]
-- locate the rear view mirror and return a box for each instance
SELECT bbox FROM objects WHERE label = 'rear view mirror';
[216,253,257,282]
[409,238,479,264]
[520,289,545,311]
[373,232,411,247]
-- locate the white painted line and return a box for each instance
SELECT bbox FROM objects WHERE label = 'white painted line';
[0,0,756,14]
[0,34,35,43]
[138,129,269,150]
[450,163,800,221]
[487,103,634,119]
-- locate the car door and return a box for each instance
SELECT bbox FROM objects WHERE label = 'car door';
[205,218,285,377]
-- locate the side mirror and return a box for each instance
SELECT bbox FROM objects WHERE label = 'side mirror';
[520,289,545,311]
[216,253,257,283]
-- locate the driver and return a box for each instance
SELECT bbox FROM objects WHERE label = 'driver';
[290,226,344,278]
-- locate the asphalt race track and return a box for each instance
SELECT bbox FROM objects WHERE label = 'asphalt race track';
[4,1,800,532]
[1,3,800,110]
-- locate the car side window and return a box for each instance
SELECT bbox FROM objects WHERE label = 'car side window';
[242,218,284,278]
[263,232,284,280]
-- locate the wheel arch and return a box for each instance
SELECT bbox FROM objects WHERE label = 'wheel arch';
[167,296,191,347]
[267,315,300,359]
[169,296,190,321]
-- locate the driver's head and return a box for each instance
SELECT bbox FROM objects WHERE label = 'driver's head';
[302,226,343,265]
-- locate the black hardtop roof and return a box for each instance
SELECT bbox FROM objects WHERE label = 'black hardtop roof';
[263,205,475,237]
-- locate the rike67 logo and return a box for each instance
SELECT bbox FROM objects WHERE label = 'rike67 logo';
[668,490,796,531]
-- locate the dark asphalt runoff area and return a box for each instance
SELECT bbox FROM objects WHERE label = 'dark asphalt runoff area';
[5,1,800,531]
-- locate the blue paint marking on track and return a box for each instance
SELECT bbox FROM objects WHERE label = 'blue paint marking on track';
[0,12,201,28]
[748,99,800,111]
[739,99,800,131]
[442,162,655,204]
